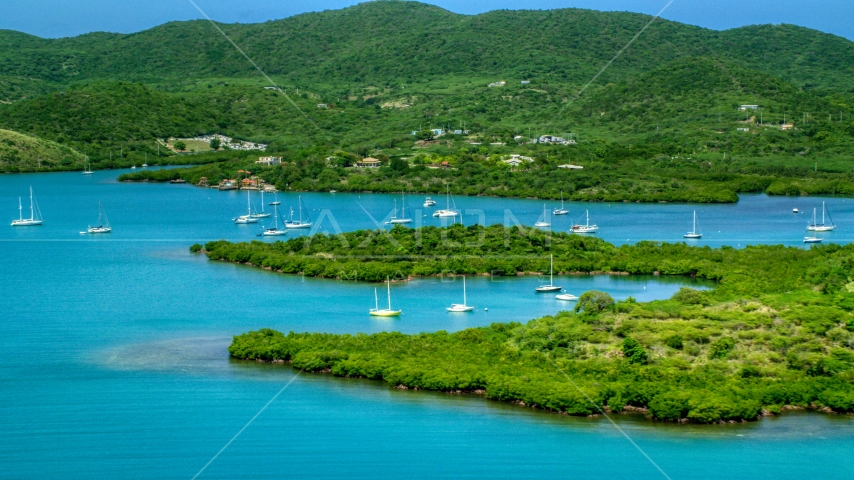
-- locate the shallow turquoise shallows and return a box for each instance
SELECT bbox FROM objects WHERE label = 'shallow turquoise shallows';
[2,170,853,479]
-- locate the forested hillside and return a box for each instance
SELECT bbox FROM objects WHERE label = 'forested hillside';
[2,1,854,179]
[2,2,854,92]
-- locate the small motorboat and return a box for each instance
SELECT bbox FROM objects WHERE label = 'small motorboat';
[556,292,579,301]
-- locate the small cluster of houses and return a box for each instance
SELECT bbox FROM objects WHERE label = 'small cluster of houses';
[199,170,276,191]
[500,154,583,170]
[255,156,282,166]
[410,128,471,137]
[535,135,576,145]
[489,80,531,87]
[191,134,268,151]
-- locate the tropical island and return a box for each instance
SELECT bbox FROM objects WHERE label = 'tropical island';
[202,225,854,423]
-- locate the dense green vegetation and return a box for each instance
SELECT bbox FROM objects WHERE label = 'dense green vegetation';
[120,138,854,201]
[221,225,854,423]
[0,128,85,172]
[2,2,854,181]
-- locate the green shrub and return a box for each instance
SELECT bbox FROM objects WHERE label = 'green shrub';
[709,337,735,359]
[575,290,615,314]
[622,337,648,365]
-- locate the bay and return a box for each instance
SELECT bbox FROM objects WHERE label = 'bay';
[2,169,852,479]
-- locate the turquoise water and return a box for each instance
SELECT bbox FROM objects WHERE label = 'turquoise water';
[2,170,854,479]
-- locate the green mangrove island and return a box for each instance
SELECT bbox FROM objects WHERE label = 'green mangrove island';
[209,225,854,423]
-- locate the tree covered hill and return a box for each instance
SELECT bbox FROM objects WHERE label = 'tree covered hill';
[0,82,220,145]
[0,128,85,172]
[1,1,854,98]
[569,57,834,128]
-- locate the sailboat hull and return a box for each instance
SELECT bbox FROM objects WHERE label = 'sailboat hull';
[804,237,822,243]
[433,210,457,217]
[285,222,312,229]
[369,309,402,317]
[553,210,569,215]
[389,219,412,224]
[262,229,288,236]
[87,227,112,234]
[570,226,598,233]
[11,219,43,226]
[534,222,551,227]
[535,286,562,292]
[806,225,835,232]
[683,233,702,239]
[556,294,579,301]
[447,304,474,312]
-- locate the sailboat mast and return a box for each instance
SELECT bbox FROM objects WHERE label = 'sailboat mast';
[822,202,826,225]
[387,278,392,311]
[374,288,379,310]
[463,276,467,305]
[299,197,303,223]
[29,187,34,221]
[18,197,22,221]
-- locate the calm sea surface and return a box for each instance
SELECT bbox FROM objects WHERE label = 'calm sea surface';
[2,169,853,479]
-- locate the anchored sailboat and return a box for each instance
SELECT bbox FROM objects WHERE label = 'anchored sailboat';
[570,210,598,233]
[250,191,271,219]
[261,197,287,236]
[447,276,475,312]
[553,191,569,215]
[82,158,93,175]
[11,187,43,226]
[534,204,551,228]
[423,196,436,207]
[535,254,562,292]
[388,192,413,224]
[433,186,458,217]
[285,196,313,229]
[369,277,402,317]
[234,190,258,224]
[683,211,702,239]
[806,202,835,231]
[804,208,825,243]
[86,202,112,234]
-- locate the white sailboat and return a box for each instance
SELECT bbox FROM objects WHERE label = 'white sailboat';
[388,192,413,224]
[806,202,835,231]
[433,186,458,217]
[261,197,287,236]
[250,190,271,219]
[535,254,562,292]
[234,190,258,224]
[803,236,822,244]
[683,211,702,239]
[369,277,402,317]
[86,202,112,234]
[447,276,475,312]
[82,158,93,175]
[534,204,551,228]
[10,187,44,226]
[570,210,598,233]
[553,191,569,215]
[285,196,313,229]
[423,196,436,207]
